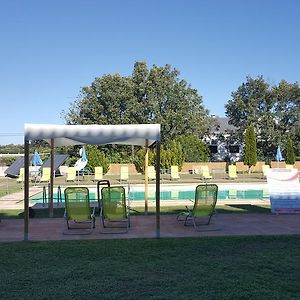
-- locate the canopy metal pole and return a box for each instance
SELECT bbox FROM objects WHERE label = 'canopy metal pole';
[155,141,160,238]
[24,139,30,241]
[49,139,54,218]
[144,139,149,215]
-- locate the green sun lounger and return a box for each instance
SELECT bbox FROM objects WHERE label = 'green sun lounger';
[64,187,95,234]
[100,186,130,233]
[177,184,218,231]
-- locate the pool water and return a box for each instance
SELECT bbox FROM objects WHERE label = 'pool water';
[129,189,267,201]
[30,187,269,204]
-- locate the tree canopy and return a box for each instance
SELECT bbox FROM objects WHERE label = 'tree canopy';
[64,62,210,145]
[225,76,300,159]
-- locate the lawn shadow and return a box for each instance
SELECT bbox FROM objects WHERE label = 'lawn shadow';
[217,204,271,214]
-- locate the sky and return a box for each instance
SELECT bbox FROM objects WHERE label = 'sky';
[0,0,299,145]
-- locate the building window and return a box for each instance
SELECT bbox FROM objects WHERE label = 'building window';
[209,145,218,154]
[229,145,240,153]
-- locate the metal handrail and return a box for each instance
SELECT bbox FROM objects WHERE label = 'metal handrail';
[57,185,62,206]
[42,186,47,207]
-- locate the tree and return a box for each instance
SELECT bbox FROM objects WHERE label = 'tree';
[272,80,300,156]
[175,135,210,162]
[285,136,295,165]
[225,76,300,160]
[64,62,210,146]
[243,125,257,171]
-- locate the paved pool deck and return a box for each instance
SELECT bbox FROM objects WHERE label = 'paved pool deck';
[1,181,299,242]
[1,213,300,242]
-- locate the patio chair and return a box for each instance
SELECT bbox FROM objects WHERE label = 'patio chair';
[100,186,130,233]
[40,167,51,183]
[93,166,103,181]
[120,166,129,182]
[66,167,77,181]
[17,168,24,183]
[200,166,212,180]
[262,164,270,178]
[177,184,218,231]
[171,165,180,180]
[147,166,156,180]
[228,165,238,179]
[286,164,294,169]
[63,186,95,234]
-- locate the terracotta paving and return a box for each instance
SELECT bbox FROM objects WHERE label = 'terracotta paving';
[1,213,300,242]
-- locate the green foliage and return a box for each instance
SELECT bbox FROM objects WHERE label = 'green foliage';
[226,76,300,160]
[243,125,257,168]
[160,148,172,170]
[86,145,109,174]
[0,157,15,166]
[133,148,155,173]
[175,135,209,162]
[285,136,296,165]
[160,141,185,170]
[64,61,210,145]
[0,144,24,154]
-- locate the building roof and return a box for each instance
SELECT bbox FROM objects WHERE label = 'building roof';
[210,116,237,134]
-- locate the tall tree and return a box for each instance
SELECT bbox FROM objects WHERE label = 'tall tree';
[64,62,210,145]
[272,80,300,154]
[285,136,295,165]
[243,125,257,171]
[225,76,300,159]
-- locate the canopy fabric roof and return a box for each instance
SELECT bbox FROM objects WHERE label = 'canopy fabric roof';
[24,124,160,147]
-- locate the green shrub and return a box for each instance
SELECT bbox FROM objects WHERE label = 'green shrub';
[175,135,209,162]
[133,148,155,173]
[86,145,110,174]
[0,157,15,166]
[160,141,185,170]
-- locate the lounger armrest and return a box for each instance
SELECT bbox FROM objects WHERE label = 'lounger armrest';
[91,206,96,217]
[185,205,193,215]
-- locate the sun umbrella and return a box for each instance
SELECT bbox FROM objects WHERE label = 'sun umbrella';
[75,146,88,171]
[31,150,43,166]
[276,146,284,161]
[275,146,284,168]
[80,146,87,162]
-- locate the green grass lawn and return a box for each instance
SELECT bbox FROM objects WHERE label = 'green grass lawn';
[0,236,299,299]
[0,184,22,197]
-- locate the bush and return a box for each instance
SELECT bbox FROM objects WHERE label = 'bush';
[133,141,185,172]
[86,145,110,174]
[133,148,155,173]
[175,135,209,162]
[0,157,15,166]
[160,141,185,170]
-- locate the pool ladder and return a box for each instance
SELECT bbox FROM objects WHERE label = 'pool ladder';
[42,185,62,207]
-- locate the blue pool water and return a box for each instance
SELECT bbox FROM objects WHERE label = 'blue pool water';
[30,187,269,204]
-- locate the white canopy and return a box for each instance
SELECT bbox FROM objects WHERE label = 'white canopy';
[25,123,161,147]
[23,123,161,240]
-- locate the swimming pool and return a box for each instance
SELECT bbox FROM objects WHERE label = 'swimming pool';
[30,183,269,204]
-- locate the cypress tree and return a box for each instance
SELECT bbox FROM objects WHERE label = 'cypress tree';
[285,136,295,165]
[243,125,257,171]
